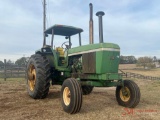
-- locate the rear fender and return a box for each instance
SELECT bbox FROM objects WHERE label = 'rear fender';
[35,47,58,68]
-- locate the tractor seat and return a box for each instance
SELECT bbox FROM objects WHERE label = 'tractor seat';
[56,47,64,57]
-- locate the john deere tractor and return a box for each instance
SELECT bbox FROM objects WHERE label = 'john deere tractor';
[26,3,140,114]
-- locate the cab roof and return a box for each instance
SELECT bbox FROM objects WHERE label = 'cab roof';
[44,24,83,36]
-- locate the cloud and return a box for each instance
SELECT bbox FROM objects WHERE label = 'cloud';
[0,1,43,56]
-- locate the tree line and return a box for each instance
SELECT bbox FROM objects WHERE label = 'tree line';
[0,56,160,69]
[0,57,29,69]
[120,56,160,69]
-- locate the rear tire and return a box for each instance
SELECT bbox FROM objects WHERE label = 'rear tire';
[26,54,51,99]
[61,78,82,114]
[116,80,140,108]
[82,85,94,95]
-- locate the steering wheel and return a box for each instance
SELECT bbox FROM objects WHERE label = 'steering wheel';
[61,41,70,49]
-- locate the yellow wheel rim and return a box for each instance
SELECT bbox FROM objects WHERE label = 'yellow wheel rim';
[120,87,131,102]
[63,87,71,106]
[28,64,36,91]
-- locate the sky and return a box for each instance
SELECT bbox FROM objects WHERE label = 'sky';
[0,0,160,62]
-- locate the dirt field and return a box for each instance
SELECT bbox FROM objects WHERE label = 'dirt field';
[119,64,160,77]
[0,67,160,120]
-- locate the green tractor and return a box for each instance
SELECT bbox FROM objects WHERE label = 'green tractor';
[26,3,140,114]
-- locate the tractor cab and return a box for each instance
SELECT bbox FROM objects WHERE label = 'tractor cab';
[44,24,83,66]
[44,24,83,50]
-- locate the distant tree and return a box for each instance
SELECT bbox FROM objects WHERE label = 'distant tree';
[158,59,160,65]
[128,56,137,64]
[6,59,14,66]
[15,57,28,66]
[0,61,4,67]
[153,56,157,62]
[136,56,155,69]
[120,56,137,64]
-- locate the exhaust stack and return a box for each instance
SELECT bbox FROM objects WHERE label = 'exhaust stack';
[89,3,94,44]
[96,11,105,43]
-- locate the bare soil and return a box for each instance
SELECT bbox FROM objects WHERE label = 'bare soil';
[0,77,160,120]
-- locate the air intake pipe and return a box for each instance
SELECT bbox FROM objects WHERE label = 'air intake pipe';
[89,3,94,44]
[96,11,105,43]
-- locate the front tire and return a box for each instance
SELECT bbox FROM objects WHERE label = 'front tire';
[26,54,51,99]
[61,78,82,114]
[116,80,140,108]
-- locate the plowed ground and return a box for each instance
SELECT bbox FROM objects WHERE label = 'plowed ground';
[0,72,160,120]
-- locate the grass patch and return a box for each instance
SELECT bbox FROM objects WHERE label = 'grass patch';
[0,78,25,84]
[0,73,4,78]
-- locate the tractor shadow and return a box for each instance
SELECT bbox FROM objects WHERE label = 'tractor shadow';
[47,91,61,99]
[47,86,61,99]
